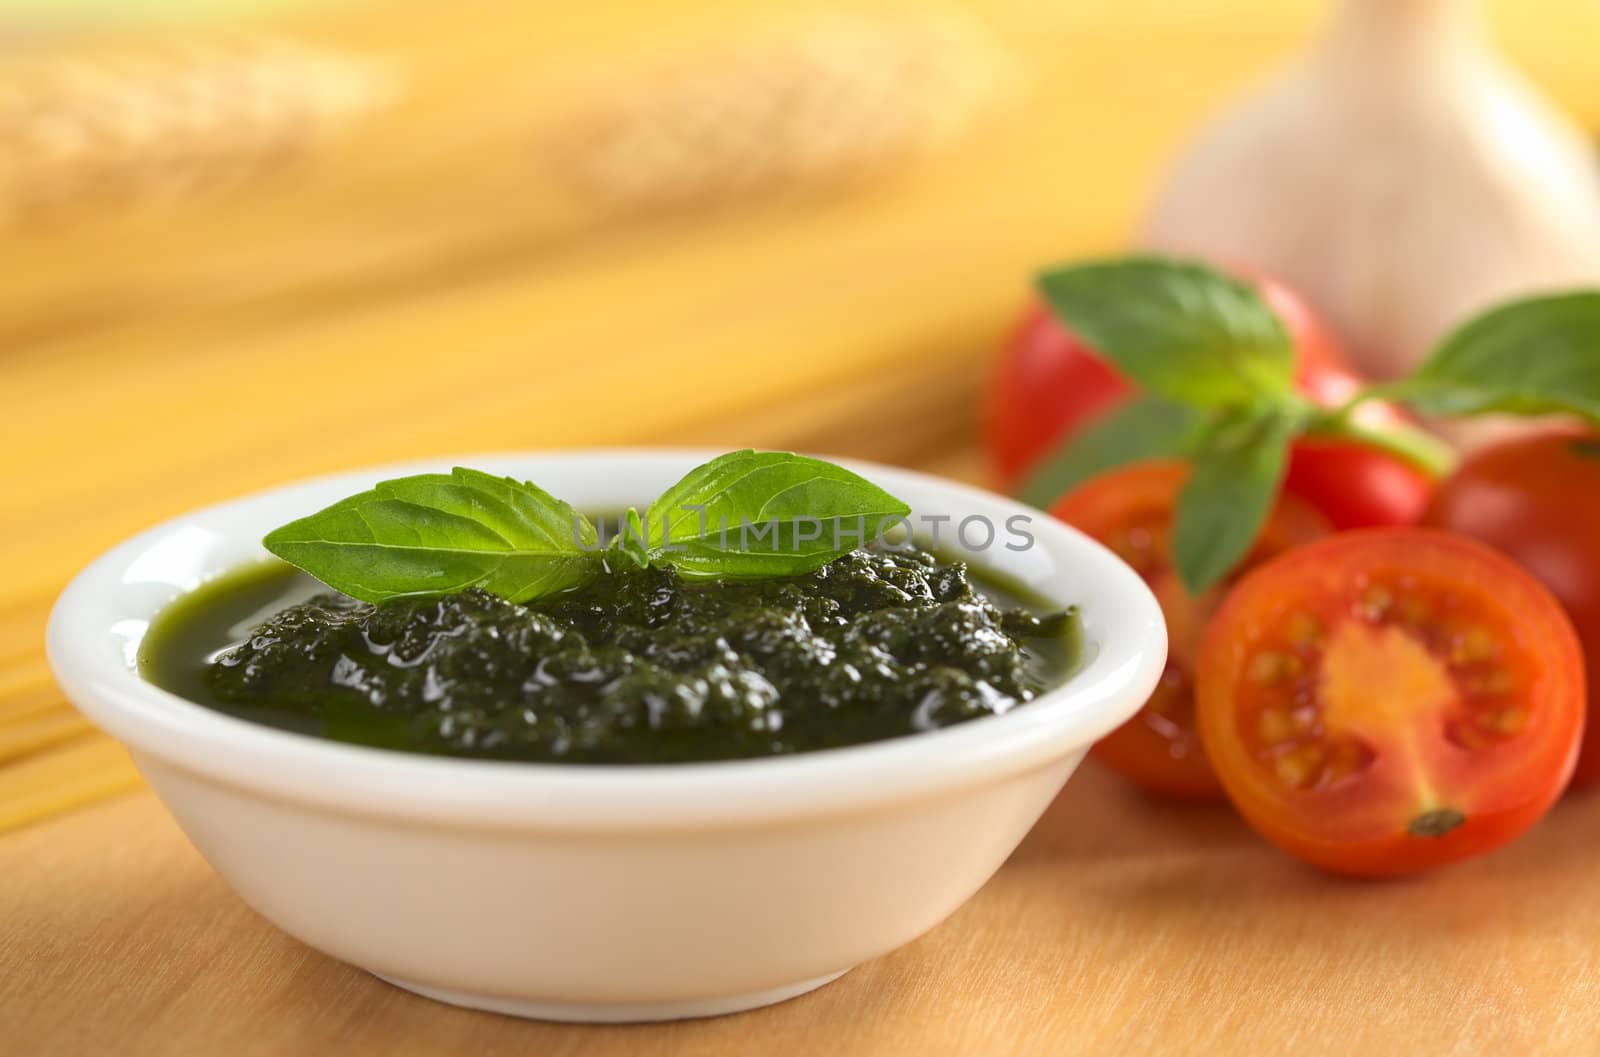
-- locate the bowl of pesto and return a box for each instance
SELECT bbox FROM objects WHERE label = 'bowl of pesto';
[47,449,1166,1023]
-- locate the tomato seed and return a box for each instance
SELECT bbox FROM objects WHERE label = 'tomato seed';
[1357,586,1393,622]
[1450,626,1499,665]
[1479,707,1526,735]
[1258,707,1293,743]
[1266,744,1326,791]
[1470,669,1516,696]
[1286,612,1323,648]
[1446,717,1495,751]
[1274,751,1311,789]
[1248,651,1296,686]
[1320,740,1374,786]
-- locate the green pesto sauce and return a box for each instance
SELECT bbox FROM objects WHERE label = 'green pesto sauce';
[139,546,1081,764]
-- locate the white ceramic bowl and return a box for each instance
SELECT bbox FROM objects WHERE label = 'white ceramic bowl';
[47,451,1165,1023]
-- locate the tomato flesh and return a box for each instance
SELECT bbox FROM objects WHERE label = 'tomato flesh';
[1051,461,1330,798]
[1422,432,1600,787]
[1198,529,1584,876]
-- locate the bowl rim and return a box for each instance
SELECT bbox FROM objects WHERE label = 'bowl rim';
[46,449,1166,831]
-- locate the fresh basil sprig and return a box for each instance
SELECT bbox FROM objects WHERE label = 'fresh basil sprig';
[1385,290,1600,423]
[264,452,909,603]
[642,449,911,580]
[1016,394,1206,511]
[1037,257,1297,405]
[1171,408,1303,595]
[1036,257,1310,595]
[1032,256,1600,595]
[263,468,603,604]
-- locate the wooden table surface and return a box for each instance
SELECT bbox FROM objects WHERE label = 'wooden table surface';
[6,1,1600,1053]
[11,764,1600,1056]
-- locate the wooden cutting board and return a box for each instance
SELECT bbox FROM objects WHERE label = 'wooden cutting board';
[9,754,1600,1056]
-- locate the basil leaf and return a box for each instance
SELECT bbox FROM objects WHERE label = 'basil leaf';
[612,507,651,569]
[647,450,910,579]
[1396,290,1600,423]
[1173,410,1298,595]
[263,467,601,603]
[1036,256,1295,406]
[1016,395,1208,509]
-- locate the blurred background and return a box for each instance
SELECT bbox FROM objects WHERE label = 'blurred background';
[3,0,1600,822]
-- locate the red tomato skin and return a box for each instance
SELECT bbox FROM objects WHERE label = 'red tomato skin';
[1196,529,1585,877]
[984,279,1433,529]
[1423,432,1600,787]
[1283,441,1432,530]
[984,304,1130,487]
[1282,345,1434,529]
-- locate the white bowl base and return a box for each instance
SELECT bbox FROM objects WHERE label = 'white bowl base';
[372,968,851,1023]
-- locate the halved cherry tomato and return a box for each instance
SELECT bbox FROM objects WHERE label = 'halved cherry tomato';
[1197,529,1584,876]
[1422,432,1600,787]
[1051,461,1330,798]
[984,277,1433,528]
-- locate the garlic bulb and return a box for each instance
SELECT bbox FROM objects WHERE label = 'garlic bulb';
[1141,0,1600,383]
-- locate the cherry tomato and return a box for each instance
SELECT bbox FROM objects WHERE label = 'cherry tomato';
[1283,363,1439,531]
[1197,529,1584,876]
[984,278,1433,529]
[984,303,1126,487]
[1281,440,1432,532]
[1051,461,1331,797]
[1422,432,1600,787]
